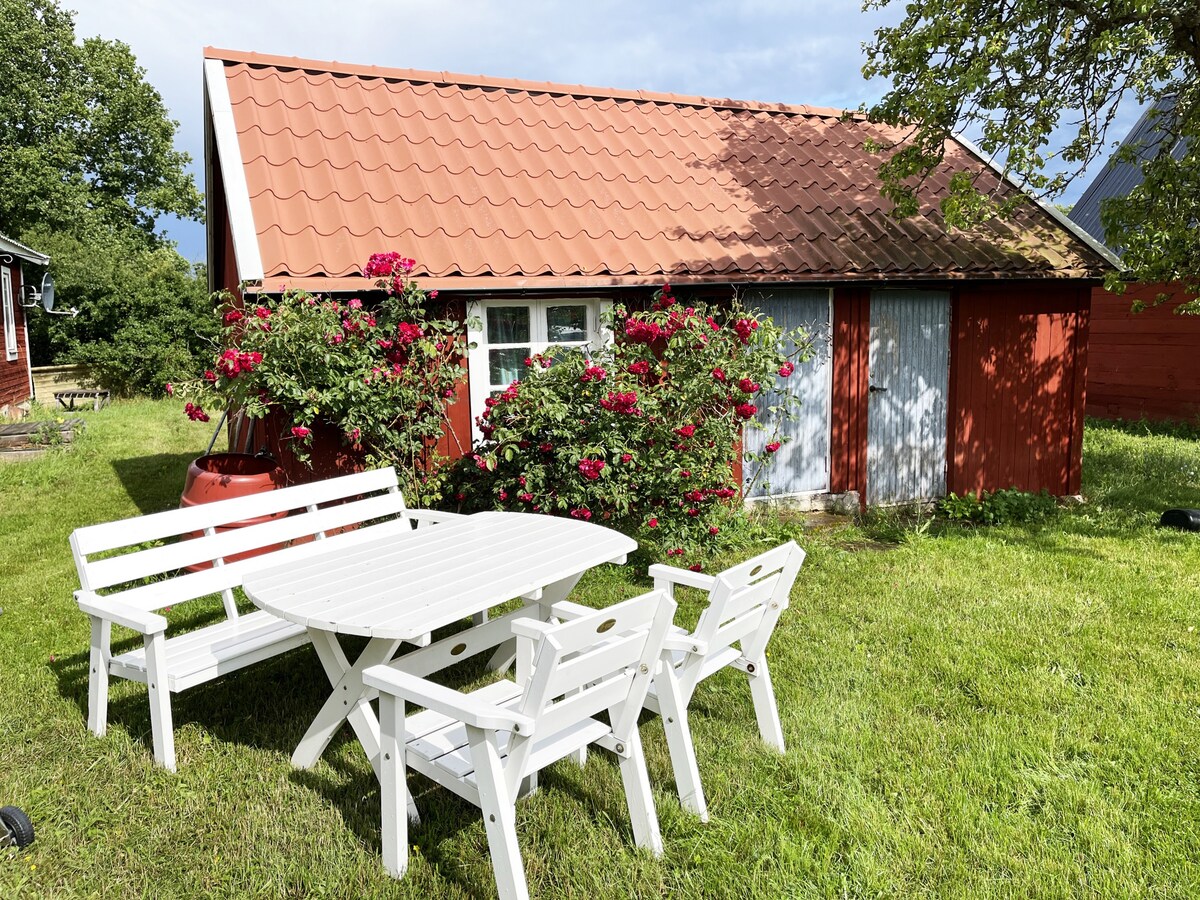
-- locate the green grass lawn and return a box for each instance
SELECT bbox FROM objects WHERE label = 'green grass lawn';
[1,401,1199,898]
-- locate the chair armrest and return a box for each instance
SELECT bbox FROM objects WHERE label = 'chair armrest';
[406,509,466,526]
[647,564,718,593]
[662,632,707,655]
[363,666,535,735]
[75,591,168,635]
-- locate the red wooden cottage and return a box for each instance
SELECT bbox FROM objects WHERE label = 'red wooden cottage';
[1069,102,1200,423]
[202,48,1115,505]
[0,233,47,418]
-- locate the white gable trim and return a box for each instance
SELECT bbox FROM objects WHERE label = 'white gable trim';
[204,58,264,284]
[953,132,1124,271]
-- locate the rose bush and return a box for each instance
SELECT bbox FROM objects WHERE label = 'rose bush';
[172,253,468,504]
[448,286,811,567]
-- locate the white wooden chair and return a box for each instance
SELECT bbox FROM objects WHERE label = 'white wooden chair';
[643,541,805,820]
[362,589,677,900]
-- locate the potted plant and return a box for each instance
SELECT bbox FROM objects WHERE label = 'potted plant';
[172,253,469,505]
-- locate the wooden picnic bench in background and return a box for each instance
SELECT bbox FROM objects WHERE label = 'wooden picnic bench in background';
[54,389,109,411]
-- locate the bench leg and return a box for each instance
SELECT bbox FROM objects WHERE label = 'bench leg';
[378,692,414,878]
[87,617,111,737]
[143,630,176,771]
[614,723,663,857]
[295,631,402,774]
[747,657,785,752]
[654,669,708,822]
[469,726,529,900]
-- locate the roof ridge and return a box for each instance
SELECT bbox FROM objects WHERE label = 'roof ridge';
[204,46,857,119]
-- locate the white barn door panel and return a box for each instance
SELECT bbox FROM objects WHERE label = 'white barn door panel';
[866,291,950,505]
[744,289,832,498]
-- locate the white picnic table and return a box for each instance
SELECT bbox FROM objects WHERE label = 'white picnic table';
[243,511,637,776]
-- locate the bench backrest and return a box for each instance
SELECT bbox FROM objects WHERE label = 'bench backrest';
[71,466,410,618]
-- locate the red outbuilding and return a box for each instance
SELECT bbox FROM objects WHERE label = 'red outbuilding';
[0,233,47,418]
[202,49,1115,505]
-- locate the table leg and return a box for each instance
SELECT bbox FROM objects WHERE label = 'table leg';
[487,572,585,678]
[293,630,402,775]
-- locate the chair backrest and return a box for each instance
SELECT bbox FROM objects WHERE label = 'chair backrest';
[70,466,409,618]
[681,541,805,697]
[506,590,676,782]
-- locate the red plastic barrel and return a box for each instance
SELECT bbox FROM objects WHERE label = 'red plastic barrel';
[180,453,289,571]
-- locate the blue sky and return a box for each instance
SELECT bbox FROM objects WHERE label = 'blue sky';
[70,0,1143,263]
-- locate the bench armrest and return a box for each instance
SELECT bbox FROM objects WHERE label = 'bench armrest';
[363,666,535,735]
[406,509,466,527]
[75,591,168,635]
[647,564,718,594]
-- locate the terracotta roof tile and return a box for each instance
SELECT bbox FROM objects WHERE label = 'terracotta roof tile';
[207,47,1112,288]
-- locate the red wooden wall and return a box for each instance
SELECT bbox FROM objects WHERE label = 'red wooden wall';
[1087,283,1200,422]
[830,281,1090,502]
[829,286,869,498]
[0,264,32,412]
[946,283,1089,497]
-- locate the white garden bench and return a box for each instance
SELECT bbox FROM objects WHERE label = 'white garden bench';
[71,466,460,771]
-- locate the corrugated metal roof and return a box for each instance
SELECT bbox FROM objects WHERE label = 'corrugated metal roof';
[1069,97,1187,251]
[0,233,49,266]
[206,48,1110,290]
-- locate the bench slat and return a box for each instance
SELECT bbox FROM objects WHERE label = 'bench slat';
[72,467,401,556]
[101,517,414,613]
[109,610,310,691]
[84,490,409,590]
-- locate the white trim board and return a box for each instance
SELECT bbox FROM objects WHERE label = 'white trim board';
[953,132,1124,271]
[204,58,264,284]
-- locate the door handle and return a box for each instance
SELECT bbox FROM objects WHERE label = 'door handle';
[869,384,887,393]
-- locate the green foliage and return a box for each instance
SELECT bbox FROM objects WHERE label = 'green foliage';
[21,225,216,397]
[0,0,210,389]
[938,487,1058,526]
[174,253,467,505]
[862,0,1200,291]
[0,0,202,238]
[448,288,810,567]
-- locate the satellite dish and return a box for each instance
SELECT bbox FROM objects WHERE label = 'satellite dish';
[39,273,55,312]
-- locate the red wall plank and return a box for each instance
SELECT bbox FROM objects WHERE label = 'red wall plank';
[947,283,1088,497]
[1087,283,1200,421]
[1,264,32,411]
[830,286,869,499]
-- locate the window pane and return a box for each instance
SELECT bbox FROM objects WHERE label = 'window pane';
[547,305,587,343]
[489,347,528,386]
[487,307,530,343]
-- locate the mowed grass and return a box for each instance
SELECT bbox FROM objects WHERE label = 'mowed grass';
[1,400,1199,897]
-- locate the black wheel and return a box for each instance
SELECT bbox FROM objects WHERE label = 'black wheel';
[0,806,33,850]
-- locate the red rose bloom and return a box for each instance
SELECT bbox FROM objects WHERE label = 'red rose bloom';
[766,441,782,453]
[735,403,757,420]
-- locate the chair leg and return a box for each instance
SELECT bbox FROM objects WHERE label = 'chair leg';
[615,726,663,857]
[87,617,111,738]
[143,631,176,771]
[468,726,529,900]
[653,673,708,822]
[748,658,785,752]
[377,694,411,878]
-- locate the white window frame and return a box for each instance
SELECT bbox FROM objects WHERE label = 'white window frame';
[2,266,17,362]
[466,297,612,443]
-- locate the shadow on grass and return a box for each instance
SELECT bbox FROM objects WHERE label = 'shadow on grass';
[111,452,199,515]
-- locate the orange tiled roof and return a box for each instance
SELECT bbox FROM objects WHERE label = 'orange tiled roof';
[205,48,1112,290]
